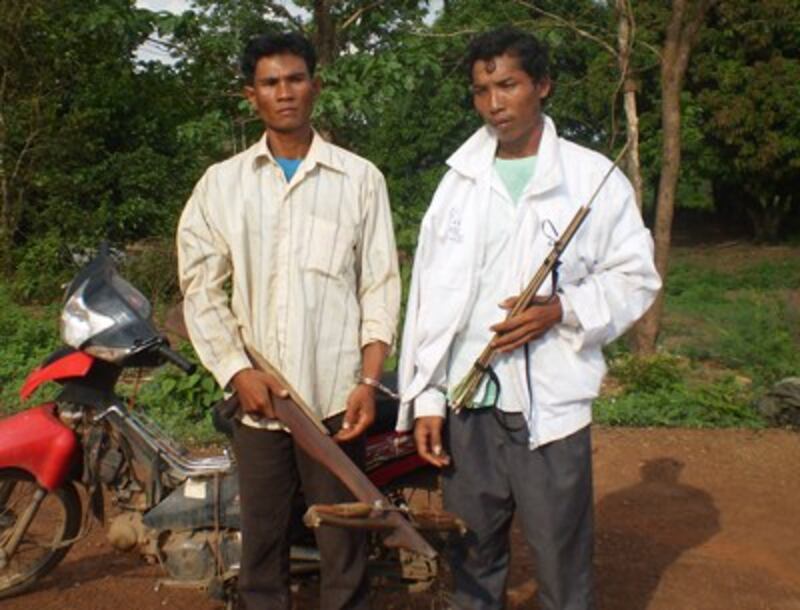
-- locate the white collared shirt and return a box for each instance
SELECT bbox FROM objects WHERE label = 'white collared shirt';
[178,132,400,422]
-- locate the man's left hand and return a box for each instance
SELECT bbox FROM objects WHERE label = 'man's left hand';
[490,295,563,353]
[335,383,376,442]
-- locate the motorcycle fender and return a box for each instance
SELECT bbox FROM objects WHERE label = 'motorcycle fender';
[20,351,94,400]
[0,404,79,491]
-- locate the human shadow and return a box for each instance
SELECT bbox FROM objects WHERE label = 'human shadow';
[594,457,720,610]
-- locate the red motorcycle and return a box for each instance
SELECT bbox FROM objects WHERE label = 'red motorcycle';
[0,247,456,605]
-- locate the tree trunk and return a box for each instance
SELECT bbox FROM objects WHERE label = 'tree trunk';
[615,0,644,211]
[313,0,337,67]
[748,195,788,243]
[633,0,716,354]
[0,77,15,274]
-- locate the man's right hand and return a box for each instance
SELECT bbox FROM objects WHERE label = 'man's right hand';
[414,416,450,468]
[231,368,288,419]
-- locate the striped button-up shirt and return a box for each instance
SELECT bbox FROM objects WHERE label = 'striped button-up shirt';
[177,132,400,422]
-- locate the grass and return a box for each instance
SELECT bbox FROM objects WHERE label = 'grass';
[2,244,798,439]
[594,245,800,428]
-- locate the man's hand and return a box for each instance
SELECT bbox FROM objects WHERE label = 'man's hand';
[414,416,450,468]
[231,368,288,419]
[335,383,376,442]
[490,295,563,353]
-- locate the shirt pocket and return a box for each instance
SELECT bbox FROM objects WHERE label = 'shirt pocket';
[301,215,355,279]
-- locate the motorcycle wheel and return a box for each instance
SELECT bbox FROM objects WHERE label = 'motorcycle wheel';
[0,470,82,599]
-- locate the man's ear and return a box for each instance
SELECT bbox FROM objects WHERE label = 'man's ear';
[537,76,552,100]
[243,85,257,110]
[311,75,322,99]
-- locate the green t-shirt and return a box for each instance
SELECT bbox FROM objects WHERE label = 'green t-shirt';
[494,155,538,203]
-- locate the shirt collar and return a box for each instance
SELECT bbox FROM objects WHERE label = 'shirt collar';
[250,129,348,174]
[447,114,563,196]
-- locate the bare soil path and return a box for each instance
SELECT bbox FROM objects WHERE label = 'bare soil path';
[2,428,798,610]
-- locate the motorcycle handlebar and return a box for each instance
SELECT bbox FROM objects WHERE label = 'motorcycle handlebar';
[156,344,196,375]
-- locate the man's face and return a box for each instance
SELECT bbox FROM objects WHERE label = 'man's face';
[244,52,319,135]
[471,53,551,150]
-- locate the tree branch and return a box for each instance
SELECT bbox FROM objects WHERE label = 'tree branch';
[408,27,480,38]
[514,0,617,56]
[340,0,384,31]
[263,2,305,32]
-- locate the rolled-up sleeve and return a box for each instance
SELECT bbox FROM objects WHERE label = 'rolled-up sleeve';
[357,166,401,349]
[177,173,251,389]
[557,171,662,350]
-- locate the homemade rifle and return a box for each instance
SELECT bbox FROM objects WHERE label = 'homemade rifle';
[449,143,630,412]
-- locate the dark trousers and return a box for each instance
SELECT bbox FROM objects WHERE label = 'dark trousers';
[232,416,369,610]
[443,410,595,610]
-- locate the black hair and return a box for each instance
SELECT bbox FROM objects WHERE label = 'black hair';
[465,26,550,83]
[241,32,317,85]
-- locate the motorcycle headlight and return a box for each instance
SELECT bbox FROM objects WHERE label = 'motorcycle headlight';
[84,344,134,363]
[60,280,115,348]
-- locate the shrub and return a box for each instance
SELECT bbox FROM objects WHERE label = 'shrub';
[0,286,61,412]
[608,352,685,393]
[132,341,225,444]
[121,237,181,309]
[595,375,763,428]
[10,234,74,304]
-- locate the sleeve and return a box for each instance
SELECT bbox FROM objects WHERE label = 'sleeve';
[556,169,662,351]
[357,166,401,349]
[413,361,448,419]
[397,199,451,427]
[176,172,251,389]
[558,290,581,328]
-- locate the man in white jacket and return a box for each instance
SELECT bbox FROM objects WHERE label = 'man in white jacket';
[397,27,661,610]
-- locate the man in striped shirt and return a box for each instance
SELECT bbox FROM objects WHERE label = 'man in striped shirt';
[177,32,400,610]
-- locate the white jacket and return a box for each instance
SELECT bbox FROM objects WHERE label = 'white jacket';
[397,116,661,448]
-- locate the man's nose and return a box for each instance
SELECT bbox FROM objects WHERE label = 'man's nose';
[276,80,293,99]
[489,89,503,113]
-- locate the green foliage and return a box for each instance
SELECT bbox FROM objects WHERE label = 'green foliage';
[597,351,763,428]
[3,0,800,437]
[0,287,60,413]
[608,353,684,393]
[10,234,74,304]
[665,256,800,386]
[134,342,225,443]
[705,293,799,386]
[691,0,800,240]
[595,375,763,428]
[595,252,800,428]
[121,238,180,308]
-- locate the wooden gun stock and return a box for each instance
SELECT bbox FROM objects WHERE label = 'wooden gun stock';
[246,347,437,560]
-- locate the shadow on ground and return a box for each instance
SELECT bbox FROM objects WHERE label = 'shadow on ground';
[593,457,720,610]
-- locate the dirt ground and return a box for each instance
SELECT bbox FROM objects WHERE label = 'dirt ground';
[2,427,798,610]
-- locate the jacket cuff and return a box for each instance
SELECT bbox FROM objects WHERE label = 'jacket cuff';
[558,291,580,328]
[413,387,447,419]
[556,282,610,351]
